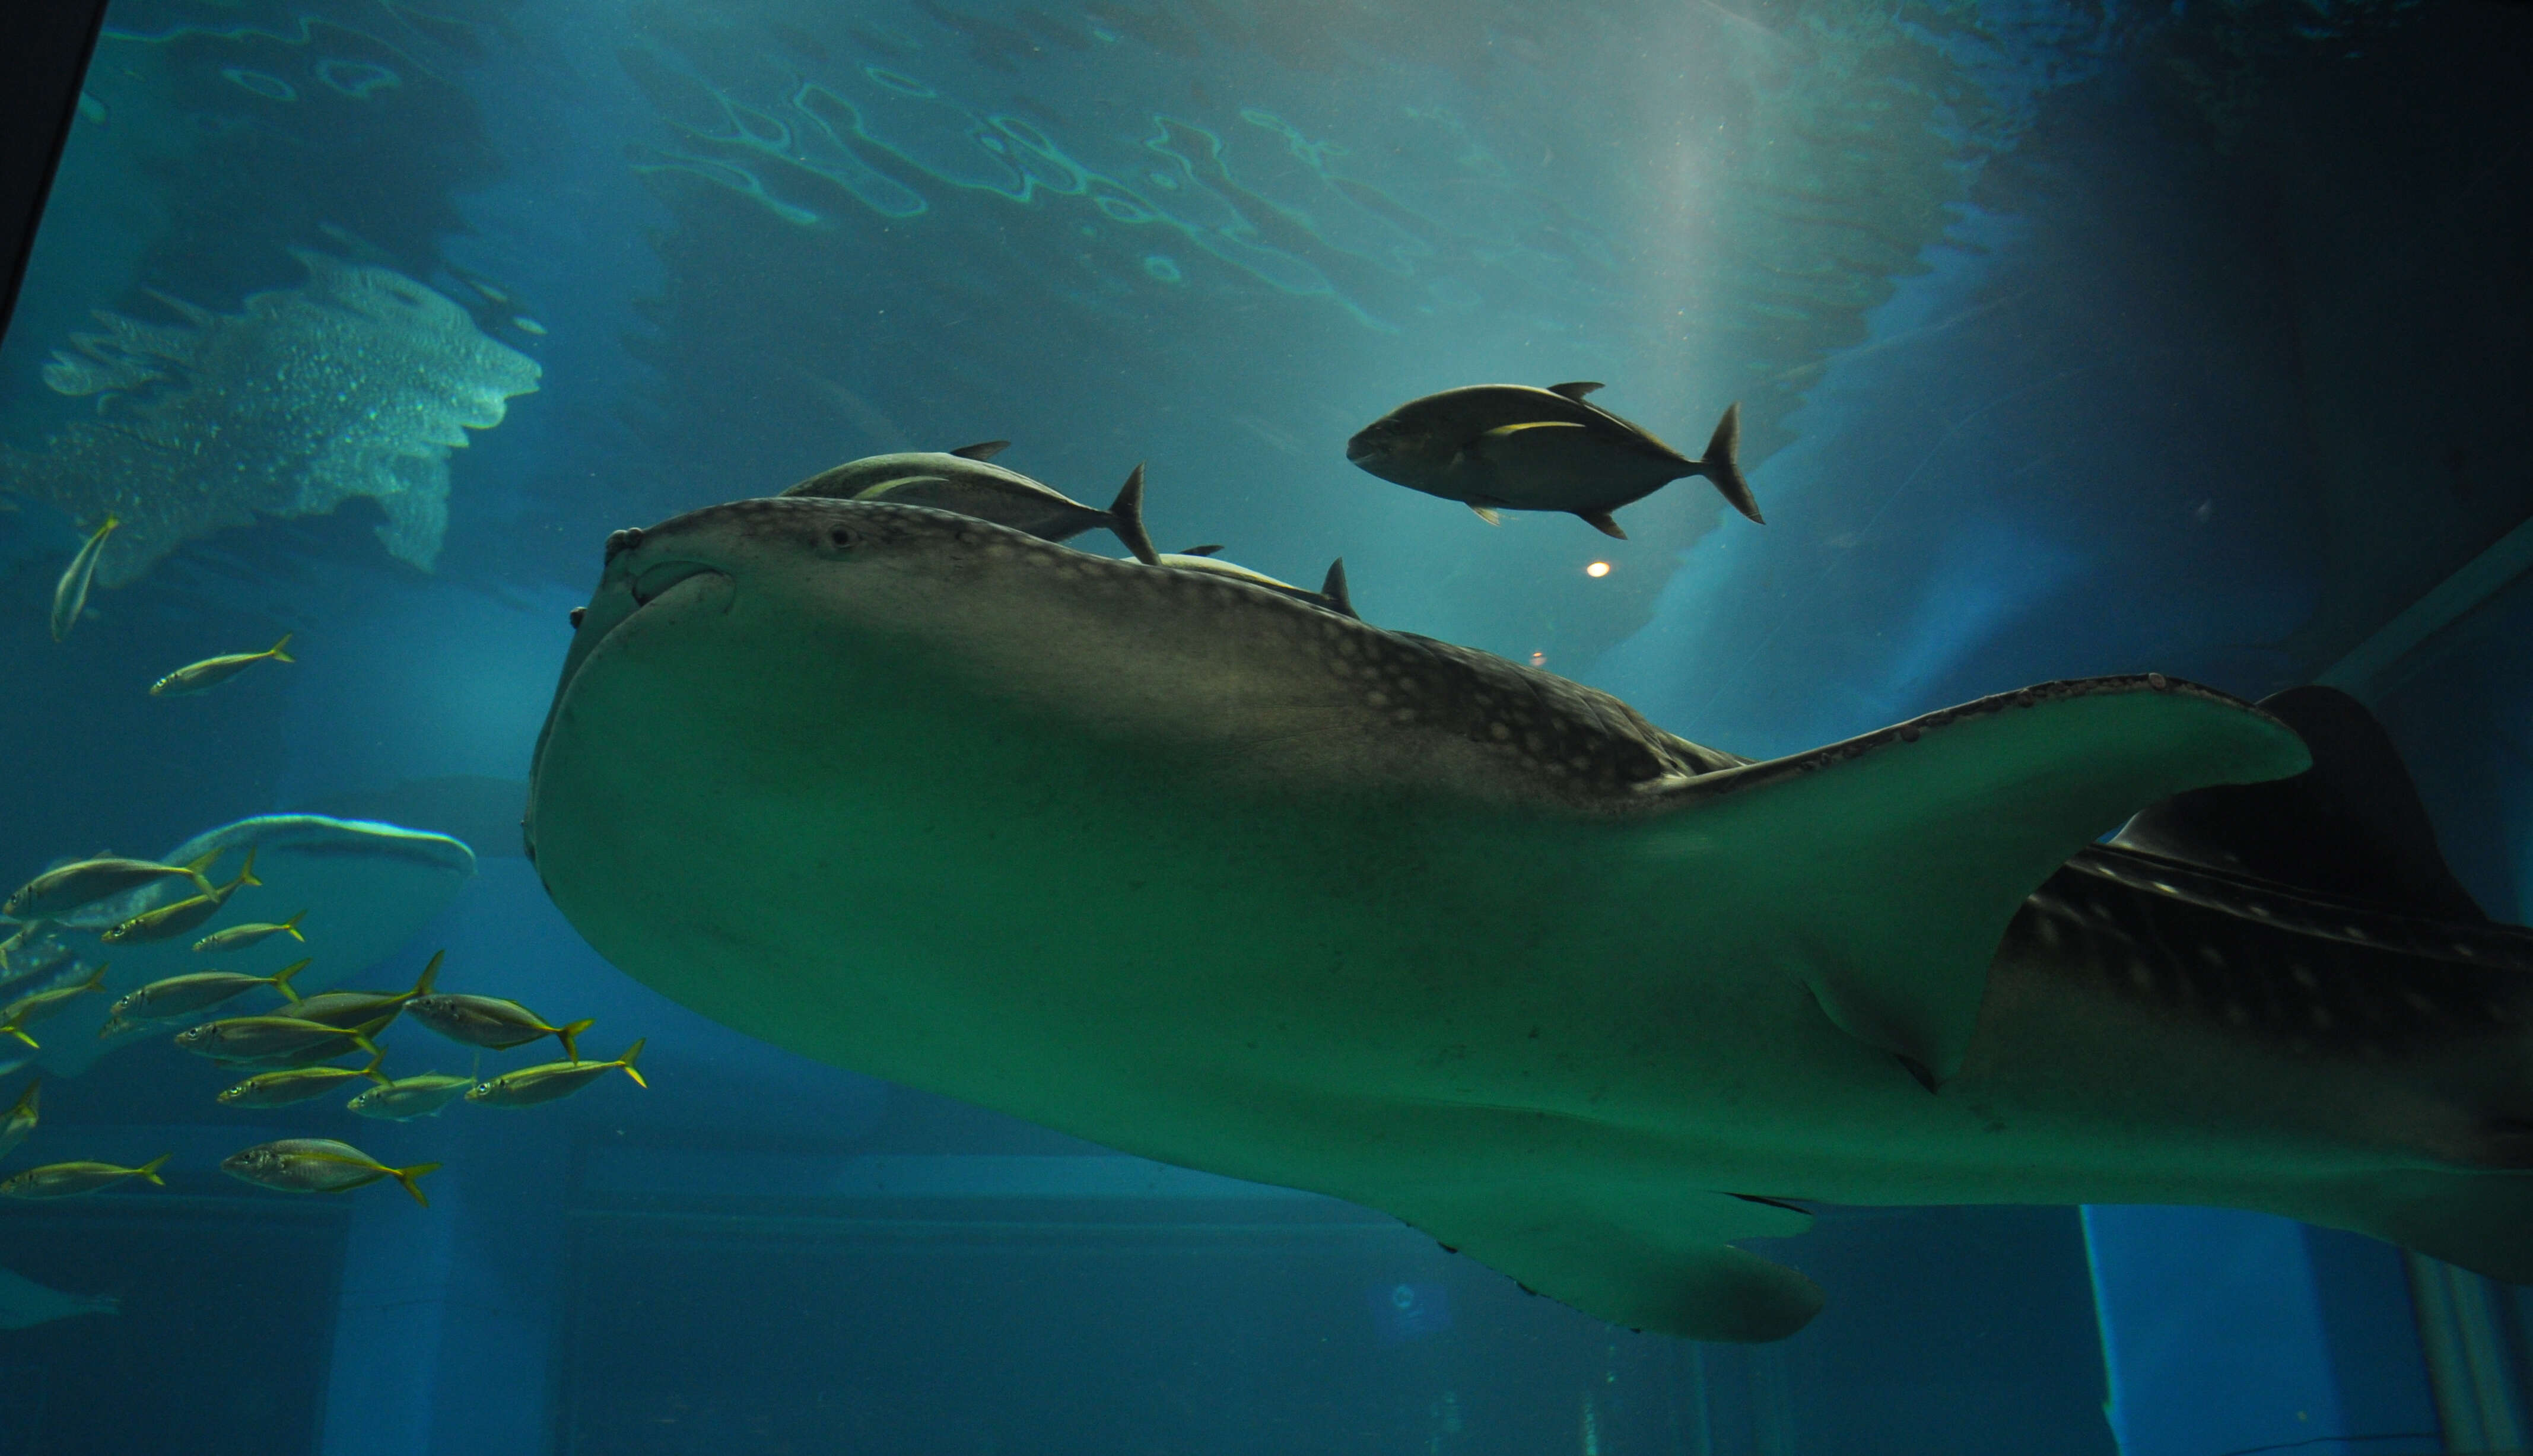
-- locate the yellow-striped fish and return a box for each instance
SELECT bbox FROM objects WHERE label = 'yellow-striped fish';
[220,1140,437,1206]
[0,964,108,1049]
[149,634,295,697]
[192,910,304,954]
[466,1039,645,1107]
[101,848,259,945]
[49,515,119,642]
[0,1154,167,1199]
[6,850,219,918]
[0,1080,37,1162]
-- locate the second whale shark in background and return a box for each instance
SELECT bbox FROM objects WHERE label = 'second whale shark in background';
[1347,383,1756,538]
[528,494,2533,1343]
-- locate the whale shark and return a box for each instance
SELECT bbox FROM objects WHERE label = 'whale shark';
[526,496,2533,1341]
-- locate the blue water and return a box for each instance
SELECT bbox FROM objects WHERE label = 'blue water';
[0,0,2528,1450]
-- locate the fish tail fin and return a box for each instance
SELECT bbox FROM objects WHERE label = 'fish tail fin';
[391,1162,441,1207]
[1695,402,1763,526]
[557,1018,595,1063]
[266,634,294,663]
[617,1038,647,1087]
[280,911,306,940]
[358,1047,387,1082]
[269,956,310,1002]
[134,1154,169,1185]
[7,1079,36,1116]
[1107,464,1161,565]
[4,1026,35,1050]
[408,949,443,999]
[181,848,222,894]
[81,962,108,990]
[1319,559,1358,619]
[229,847,260,892]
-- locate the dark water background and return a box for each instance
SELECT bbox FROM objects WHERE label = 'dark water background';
[0,0,2527,1451]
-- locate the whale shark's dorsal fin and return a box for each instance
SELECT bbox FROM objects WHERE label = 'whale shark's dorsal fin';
[2112,685,2485,921]
[1635,676,2308,1087]
[1546,381,1603,400]
[948,440,1009,461]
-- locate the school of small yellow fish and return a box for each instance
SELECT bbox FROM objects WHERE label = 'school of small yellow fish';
[5,391,1725,1209]
[2,600,648,1210]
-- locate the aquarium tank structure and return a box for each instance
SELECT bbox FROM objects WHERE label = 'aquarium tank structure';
[0,0,2527,1451]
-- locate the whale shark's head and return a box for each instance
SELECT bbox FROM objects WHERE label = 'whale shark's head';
[529,495,1727,874]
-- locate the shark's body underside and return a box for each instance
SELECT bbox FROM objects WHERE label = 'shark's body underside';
[527,497,2533,1341]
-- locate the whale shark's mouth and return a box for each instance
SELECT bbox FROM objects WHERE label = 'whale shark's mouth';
[629,558,726,607]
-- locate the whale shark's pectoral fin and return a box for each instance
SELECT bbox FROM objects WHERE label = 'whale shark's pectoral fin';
[1638,676,2312,1085]
[1407,1188,1821,1341]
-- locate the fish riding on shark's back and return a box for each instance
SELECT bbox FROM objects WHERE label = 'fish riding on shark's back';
[1347,383,1755,538]
[781,441,1158,564]
[527,492,2533,1343]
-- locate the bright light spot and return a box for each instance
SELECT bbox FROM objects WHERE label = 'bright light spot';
[1529,651,1547,667]
[1585,560,1612,578]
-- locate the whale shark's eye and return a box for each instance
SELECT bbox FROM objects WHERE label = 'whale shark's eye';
[822,525,861,554]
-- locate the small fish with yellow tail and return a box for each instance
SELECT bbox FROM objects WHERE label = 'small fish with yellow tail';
[104,958,306,1034]
[174,1012,387,1067]
[0,964,108,1048]
[193,911,304,954]
[467,1039,646,1108]
[149,634,294,697]
[0,1154,167,1199]
[217,1048,388,1108]
[7,850,220,918]
[0,1080,37,1162]
[49,514,118,642]
[101,848,259,945]
[406,980,591,1061]
[220,1139,438,1206]
[346,1066,475,1121]
[284,950,438,1032]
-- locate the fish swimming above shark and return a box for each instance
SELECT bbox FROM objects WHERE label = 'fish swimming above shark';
[526,494,2533,1343]
[782,441,1158,564]
[1347,384,1755,538]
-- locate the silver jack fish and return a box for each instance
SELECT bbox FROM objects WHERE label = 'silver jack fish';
[221,1139,437,1206]
[48,514,118,642]
[782,441,1157,563]
[465,1039,646,1107]
[100,848,259,945]
[0,1154,166,1199]
[149,634,294,697]
[6,850,218,918]
[105,959,306,1030]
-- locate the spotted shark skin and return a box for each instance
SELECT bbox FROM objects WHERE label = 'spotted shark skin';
[529,497,2533,1341]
